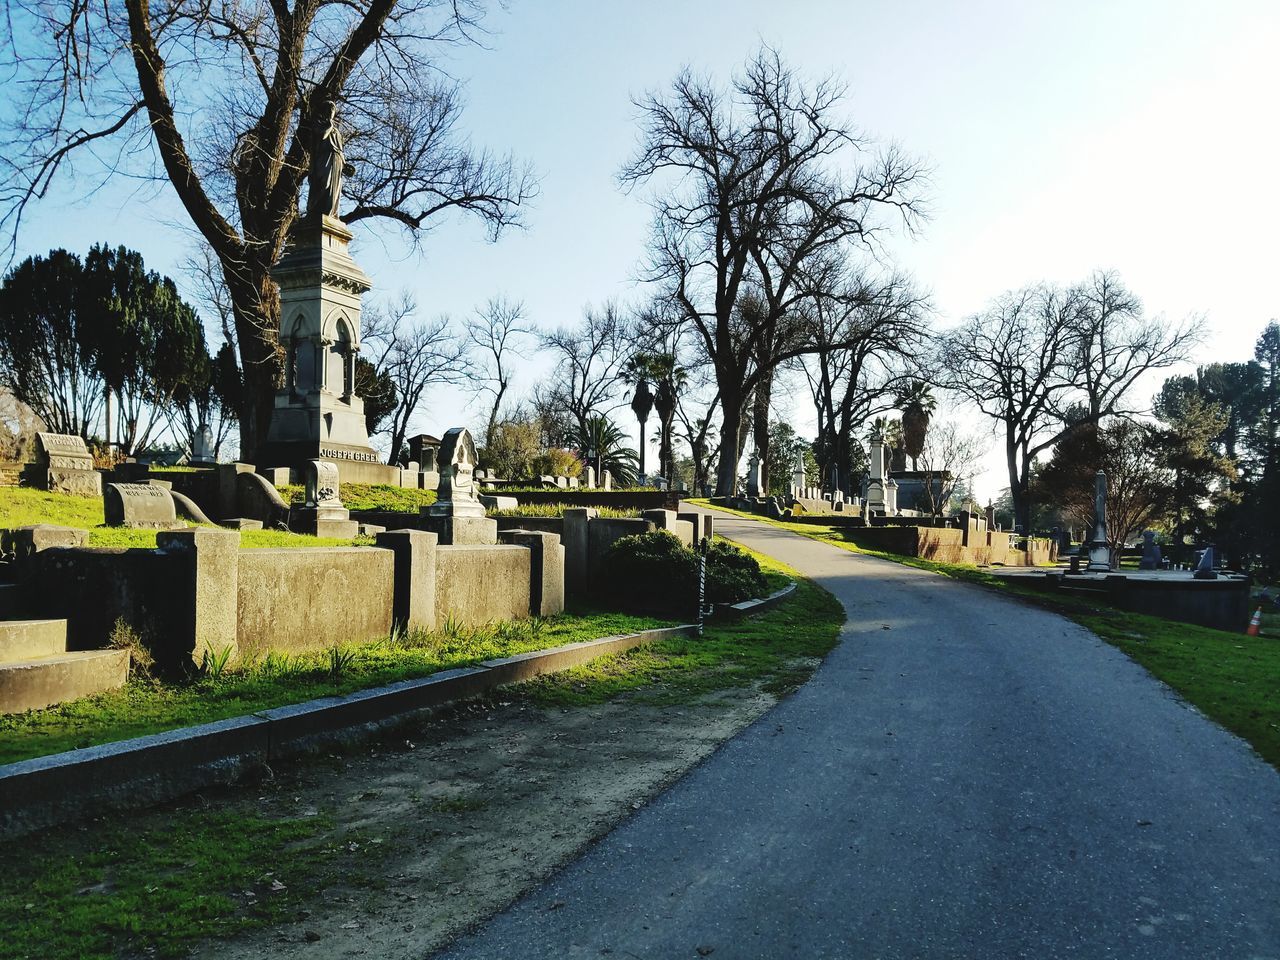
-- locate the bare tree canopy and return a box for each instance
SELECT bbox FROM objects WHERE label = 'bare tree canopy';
[539,301,632,439]
[1,0,536,457]
[466,296,532,448]
[621,46,927,495]
[942,271,1203,532]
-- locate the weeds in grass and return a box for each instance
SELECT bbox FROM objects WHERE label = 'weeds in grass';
[200,645,235,682]
[108,619,154,681]
[327,645,359,682]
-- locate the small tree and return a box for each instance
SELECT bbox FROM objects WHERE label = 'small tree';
[467,297,532,448]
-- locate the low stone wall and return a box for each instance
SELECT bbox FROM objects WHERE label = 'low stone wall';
[236,548,394,657]
[435,545,530,626]
[491,490,682,510]
[841,525,1054,568]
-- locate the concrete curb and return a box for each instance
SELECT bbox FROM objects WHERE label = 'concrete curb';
[713,581,798,622]
[0,623,696,838]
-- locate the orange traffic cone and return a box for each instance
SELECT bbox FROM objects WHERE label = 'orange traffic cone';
[1246,607,1263,637]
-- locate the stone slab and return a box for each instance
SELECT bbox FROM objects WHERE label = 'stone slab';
[104,482,181,529]
[0,649,128,715]
[0,619,67,662]
[421,514,498,546]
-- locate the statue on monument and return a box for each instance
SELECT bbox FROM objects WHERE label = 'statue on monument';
[306,100,355,220]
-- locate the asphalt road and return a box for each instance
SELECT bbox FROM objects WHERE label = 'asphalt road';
[435,511,1280,959]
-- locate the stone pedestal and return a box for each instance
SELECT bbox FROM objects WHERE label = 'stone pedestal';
[257,214,398,485]
[420,514,497,546]
[420,427,495,545]
[292,460,358,537]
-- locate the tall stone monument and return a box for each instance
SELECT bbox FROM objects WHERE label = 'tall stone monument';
[256,102,397,485]
[421,427,497,545]
[746,453,763,498]
[1086,470,1113,572]
[864,428,897,517]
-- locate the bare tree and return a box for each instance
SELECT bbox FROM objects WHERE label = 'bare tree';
[362,295,470,463]
[1,0,536,458]
[914,419,990,518]
[943,274,1202,533]
[466,296,532,447]
[621,47,926,495]
[540,302,631,439]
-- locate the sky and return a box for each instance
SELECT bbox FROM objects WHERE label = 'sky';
[14,0,1280,499]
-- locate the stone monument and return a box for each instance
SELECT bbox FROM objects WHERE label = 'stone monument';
[21,432,101,496]
[1085,470,1112,572]
[746,454,763,498]
[190,423,216,465]
[104,483,183,529]
[791,451,806,499]
[421,427,497,545]
[255,103,397,486]
[292,459,358,538]
[1138,530,1162,570]
[1193,545,1219,580]
[863,428,897,517]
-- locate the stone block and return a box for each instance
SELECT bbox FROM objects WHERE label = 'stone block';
[156,527,241,664]
[420,514,497,546]
[236,547,394,657]
[561,507,597,598]
[641,509,678,531]
[677,511,706,544]
[217,462,257,519]
[499,529,566,617]
[375,529,438,633]
[357,523,385,536]
[479,494,519,511]
[0,649,129,715]
[104,482,182,529]
[0,619,67,662]
[262,466,293,486]
[3,524,88,565]
[434,545,530,626]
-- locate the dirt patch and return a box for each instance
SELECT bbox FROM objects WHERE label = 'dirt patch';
[192,688,778,960]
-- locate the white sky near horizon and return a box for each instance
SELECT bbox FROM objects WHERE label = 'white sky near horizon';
[13,0,1280,499]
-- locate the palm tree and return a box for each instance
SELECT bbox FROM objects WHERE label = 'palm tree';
[624,352,686,487]
[897,380,937,470]
[569,415,640,487]
[869,417,905,473]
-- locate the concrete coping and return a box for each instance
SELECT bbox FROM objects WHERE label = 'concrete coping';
[714,580,798,621]
[0,622,697,838]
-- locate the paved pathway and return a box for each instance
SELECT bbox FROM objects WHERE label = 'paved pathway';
[436,511,1280,959]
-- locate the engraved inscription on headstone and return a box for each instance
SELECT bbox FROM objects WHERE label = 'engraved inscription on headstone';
[22,432,101,496]
[104,483,180,529]
[304,459,343,508]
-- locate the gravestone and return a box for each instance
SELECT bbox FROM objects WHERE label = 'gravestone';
[602,470,613,492]
[21,432,101,497]
[292,459,358,537]
[104,483,182,529]
[1085,470,1112,572]
[1138,530,1162,570]
[554,476,568,489]
[256,135,398,485]
[863,431,896,517]
[584,465,596,489]
[190,423,215,465]
[1193,545,1219,580]
[568,476,580,489]
[746,454,762,498]
[421,427,497,545]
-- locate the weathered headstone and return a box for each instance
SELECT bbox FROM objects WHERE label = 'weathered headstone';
[190,422,216,465]
[746,454,762,498]
[602,470,613,492]
[568,475,580,489]
[21,432,101,497]
[1193,545,1219,580]
[292,459,358,537]
[584,465,597,489]
[104,483,182,529]
[421,427,497,545]
[1138,529,1162,570]
[1085,470,1112,572]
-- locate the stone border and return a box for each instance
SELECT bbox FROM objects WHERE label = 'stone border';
[0,625,694,838]
[712,580,798,622]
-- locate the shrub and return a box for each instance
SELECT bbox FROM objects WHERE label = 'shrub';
[600,531,767,613]
[705,540,768,604]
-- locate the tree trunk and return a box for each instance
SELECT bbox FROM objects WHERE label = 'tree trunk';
[714,391,745,496]
[224,262,283,461]
[637,416,648,479]
[752,370,773,492]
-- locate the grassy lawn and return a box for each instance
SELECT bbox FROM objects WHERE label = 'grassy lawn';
[490,503,640,518]
[0,609,676,766]
[696,500,1280,768]
[0,488,371,548]
[0,550,842,960]
[275,482,436,512]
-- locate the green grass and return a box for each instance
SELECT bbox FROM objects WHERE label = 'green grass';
[0,610,675,766]
[526,548,841,707]
[275,482,436,512]
[0,547,841,960]
[0,807,344,960]
[489,503,640,519]
[697,500,1280,768]
[0,488,371,549]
